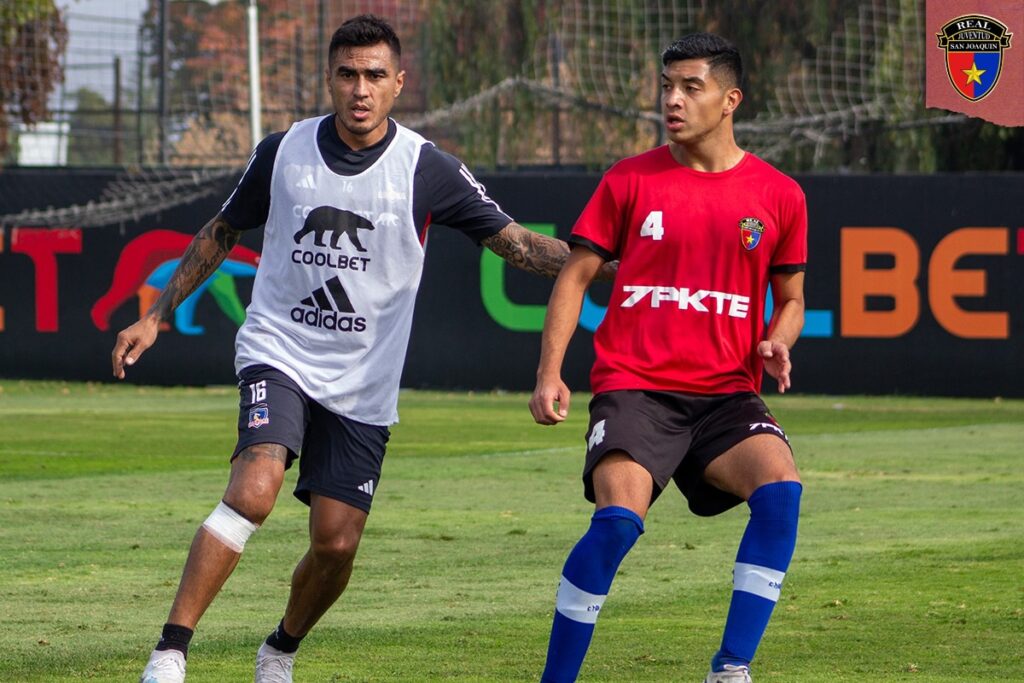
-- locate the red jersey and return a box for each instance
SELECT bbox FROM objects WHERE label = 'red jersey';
[571,147,807,395]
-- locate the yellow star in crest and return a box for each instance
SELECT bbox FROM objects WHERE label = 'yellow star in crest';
[963,62,986,86]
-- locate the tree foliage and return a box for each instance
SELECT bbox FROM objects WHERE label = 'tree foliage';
[414,0,1023,171]
[21,1,1020,170]
[143,0,315,161]
[67,87,114,166]
[0,0,68,160]
[696,0,1023,171]
[421,0,545,166]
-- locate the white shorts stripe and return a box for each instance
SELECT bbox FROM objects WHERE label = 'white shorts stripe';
[733,562,786,602]
[555,575,607,625]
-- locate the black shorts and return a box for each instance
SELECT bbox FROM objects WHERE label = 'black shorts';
[583,390,791,517]
[234,364,389,513]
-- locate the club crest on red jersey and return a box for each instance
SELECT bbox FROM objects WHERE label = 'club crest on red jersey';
[739,217,765,251]
[936,15,1012,102]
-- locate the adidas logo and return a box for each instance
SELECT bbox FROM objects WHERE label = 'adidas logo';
[295,173,317,190]
[290,276,367,331]
[303,275,354,313]
[358,479,375,496]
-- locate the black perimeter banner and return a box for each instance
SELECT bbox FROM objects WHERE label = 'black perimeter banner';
[0,169,1021,397]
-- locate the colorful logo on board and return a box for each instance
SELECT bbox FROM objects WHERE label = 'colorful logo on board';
[90,230,259,335]
[739,217,765,251]
[936,15,1013,102]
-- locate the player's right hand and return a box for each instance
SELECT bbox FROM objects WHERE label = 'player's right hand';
[111,315,161,379]
[530,375,571,425]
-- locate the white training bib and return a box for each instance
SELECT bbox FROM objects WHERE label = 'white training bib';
[235,115,427,425]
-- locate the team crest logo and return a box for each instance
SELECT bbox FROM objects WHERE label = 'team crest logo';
[248,404,270,429]
[936,15,1012,102]
[739,217,765,251]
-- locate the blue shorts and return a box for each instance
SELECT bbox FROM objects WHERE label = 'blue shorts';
[234,364,389,513]
[583,390,792,517]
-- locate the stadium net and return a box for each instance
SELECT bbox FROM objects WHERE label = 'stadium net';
[2,0,963,227]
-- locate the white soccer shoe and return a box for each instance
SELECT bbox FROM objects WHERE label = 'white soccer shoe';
[704,664,752,683]
[139,648,186,683]
[255,642,295,683]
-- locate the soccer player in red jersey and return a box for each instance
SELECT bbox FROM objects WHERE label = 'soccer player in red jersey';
[530,33,807,683]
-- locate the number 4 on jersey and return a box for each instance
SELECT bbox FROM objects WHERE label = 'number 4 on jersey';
[640,210,664,240]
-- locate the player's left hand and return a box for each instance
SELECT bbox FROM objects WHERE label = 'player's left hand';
[758,340,792,393]
[530,374,571,425]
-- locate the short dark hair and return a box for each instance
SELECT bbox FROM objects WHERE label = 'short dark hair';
[328,14,401,64]
[661,33,742,88]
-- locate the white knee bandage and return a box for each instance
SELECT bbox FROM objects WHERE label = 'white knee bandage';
[202,501,259,553]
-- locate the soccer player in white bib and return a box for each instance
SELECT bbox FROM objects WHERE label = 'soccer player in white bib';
[113,15,600,683]
[530,33,808,683]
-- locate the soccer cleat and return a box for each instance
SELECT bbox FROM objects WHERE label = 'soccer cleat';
[139,648,186,683]
[704,664,752,683]
[255,641,295,683]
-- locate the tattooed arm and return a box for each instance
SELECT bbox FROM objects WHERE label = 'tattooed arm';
[111,214,243,378]
[481,222,617,280]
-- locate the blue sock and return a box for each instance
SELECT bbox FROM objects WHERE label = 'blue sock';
[712,481,802,672]
[541,506,644,683]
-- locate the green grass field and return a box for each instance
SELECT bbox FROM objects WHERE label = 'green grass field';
[1,380,1022,682]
